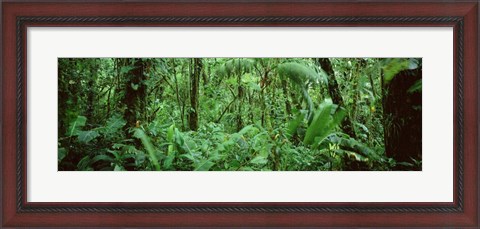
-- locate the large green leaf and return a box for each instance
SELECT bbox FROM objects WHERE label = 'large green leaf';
[250,156,268,165]
[303,100,333,145]
[163,151,175,170]
[278,62,317,120]
[286,112,305,138]
[77,156,92,171]
[331,107,347,130]
[407,79,422,94]
[277,62,319,86]
[194,160,214,171]
[303,99,346,146]
[77,130,100,143]
[92,154,114,163]
[382,58,419,83]
[167,124,175,142]
[330,135,379,161]
[58,147,67,162]
[217,58,255,77]
[133,128,161,171]
[301,87,315,122]
[67,116,87,136]
[101,115,126,135]
[114,165,125,171]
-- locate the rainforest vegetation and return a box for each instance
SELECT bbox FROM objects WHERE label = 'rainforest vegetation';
[58,58,422,171]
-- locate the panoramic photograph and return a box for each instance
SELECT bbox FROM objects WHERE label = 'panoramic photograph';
[58,58,422,171]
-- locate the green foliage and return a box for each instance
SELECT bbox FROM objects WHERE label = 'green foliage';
[58,147,67,162]
[286,111,305,138]
[58,58,421,171]
[77,130,100,143]
[382,58,420,83]
[103,115,127,133]
[217,58,255,77]
[277,62,319,86]
[303,99,346,146]
[67,116,87,137]
[407,79,422,94]
[133,128,161,171]
[277,62,319,119]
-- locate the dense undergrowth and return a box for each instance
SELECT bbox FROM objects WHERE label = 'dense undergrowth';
[58,58,422,171]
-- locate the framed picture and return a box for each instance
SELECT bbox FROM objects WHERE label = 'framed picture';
[2,1,478,227]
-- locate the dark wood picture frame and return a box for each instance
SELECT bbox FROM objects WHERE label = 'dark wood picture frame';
[1,1,478,227]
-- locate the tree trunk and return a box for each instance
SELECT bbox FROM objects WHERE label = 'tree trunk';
[172,59,185,130]
[58,59,69,135]
[85,60,97,124]
[383,69,422,169]
[236,73,244,131]
[317,58,357,138]
[105,86,112,119]
[188,58,201,131]
[269,79,277,128]
[122,58,146,134]
[281,78,292,117]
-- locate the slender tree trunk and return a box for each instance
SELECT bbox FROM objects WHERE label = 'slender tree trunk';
[85,60,97,124]
[105,86,112,119]
[236,73,244,131]
[380,68,384,101]
[248,91,254,124]
[122,58,146,134]
[172,59,185,130]
[317,58,357,138]
[260,90,266,127]
[269,78,277,128]
[281,78,292,117]
[202,59,209,85]
[189,58,201,131]
[216,97,236,123]
[260,70,269,127]
[368,72,377,98]
[114,58,123,112]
